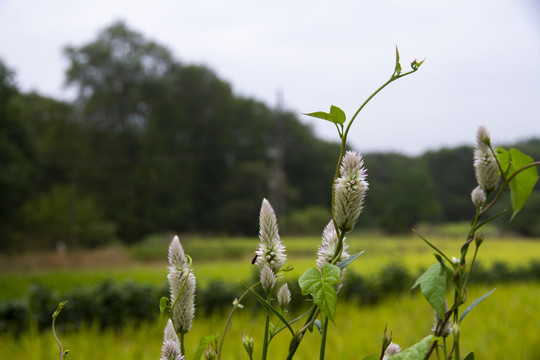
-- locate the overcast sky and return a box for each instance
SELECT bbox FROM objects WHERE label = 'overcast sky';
[1,0,539,155]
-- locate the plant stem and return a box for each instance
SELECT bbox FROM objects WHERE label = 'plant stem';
[180,332,186,358]
[262,293,271,360]
[286,307,320,360]
[319,316,329,360]
[217,282,259,360]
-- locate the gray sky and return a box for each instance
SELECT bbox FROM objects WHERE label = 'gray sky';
[1,0,539,155]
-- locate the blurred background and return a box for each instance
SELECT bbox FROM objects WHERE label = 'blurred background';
[1,0,539,251]
[1,2,540,358]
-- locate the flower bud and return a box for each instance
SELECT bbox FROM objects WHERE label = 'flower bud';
[260,262,276,293]
[241,333,255,358]
[203,343,217,360]
[277,283,291,311]
[382,342,401,359]
[471,186,486,208]
[473,127,499,193]
[475,233,485,247]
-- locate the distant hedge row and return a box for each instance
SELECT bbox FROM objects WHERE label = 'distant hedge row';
[2,260,540,334]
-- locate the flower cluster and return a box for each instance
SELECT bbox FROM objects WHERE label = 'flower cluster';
[167,235,196,334]
[333,151,369,233]
[255,199,286,293]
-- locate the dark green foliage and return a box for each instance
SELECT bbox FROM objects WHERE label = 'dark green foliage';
[2,260,540,334]
[0,61,36,249]
[422,146,477,222]
[362,153,442,233]
[196,280,239,315]
[378,263,413,295]
[2,22,540,250]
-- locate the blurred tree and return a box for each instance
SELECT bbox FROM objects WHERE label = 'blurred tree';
[361,152,442,233]
[62,21,343,240]
[0,61,35,250]
[422,146,477,222]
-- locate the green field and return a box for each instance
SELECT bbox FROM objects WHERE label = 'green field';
[1,233,539,359]
[2,233,540,299]
[1,283,538,359]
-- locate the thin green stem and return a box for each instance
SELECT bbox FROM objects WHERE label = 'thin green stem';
[286,307,320,360]
[262,300,271,360]
[52,313,63,360]
[217,282,260,360]
[180,332,186,358]
[319,317,329,360]
[478,160,540,218]
[330,68,420,237]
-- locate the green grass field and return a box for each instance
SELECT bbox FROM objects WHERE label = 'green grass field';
[1,233,540,299]
[1,283,538,359]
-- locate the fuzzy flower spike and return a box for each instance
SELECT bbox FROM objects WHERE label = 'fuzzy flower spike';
[255,199,286,292]
[473,126,500,194]
[161,319,185,360]
[316,220,350,269]
[168,235,196,334]
[334,151,369,233]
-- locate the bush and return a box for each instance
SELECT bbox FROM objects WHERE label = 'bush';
[3,260,540,334]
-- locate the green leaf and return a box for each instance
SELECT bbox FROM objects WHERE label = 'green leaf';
[159,296,169,317]
[496,148,510,176]
[507,148,538,220]
[412,263,451,318]
[298,264,341,321]
[394,46,402,76]
[330,105,346,125]
[463,352,475,360]
[304,105,346,125]
[241,283,295,336]
[193,335,218,360]
[336,251,364,269]
[459,288,496,323]
[414,230,452,264]
[387,336,436,360]
[361,355,380,360]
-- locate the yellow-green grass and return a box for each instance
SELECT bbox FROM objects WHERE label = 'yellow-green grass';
[2,283,538,359]
[1,235,539,299]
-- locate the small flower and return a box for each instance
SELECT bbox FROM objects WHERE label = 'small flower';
[168,236,196,334]
[316,220,350,269]
[473,126,499,193]
[471,186,486,208]
[382,342,401,359]
[255,199,286,273]
[277,283,291,310]
[161,319,184,360]
[260,262,276,293]
[333,151,368,233]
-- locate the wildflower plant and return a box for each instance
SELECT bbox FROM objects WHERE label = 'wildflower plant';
[151,47,539,360]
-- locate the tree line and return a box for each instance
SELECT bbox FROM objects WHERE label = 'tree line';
[1,21,539,252]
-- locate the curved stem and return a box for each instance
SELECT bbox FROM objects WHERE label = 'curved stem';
[217,282,260,360]
[478,160,540,218]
